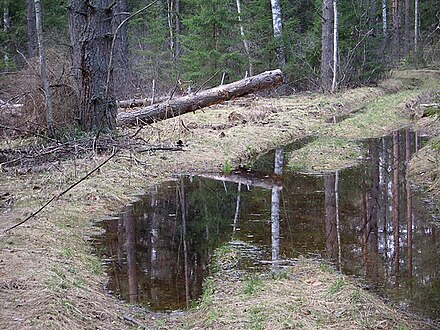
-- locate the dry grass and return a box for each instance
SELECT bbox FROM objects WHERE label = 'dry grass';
[1,70,439,329]
[177,257,434,330]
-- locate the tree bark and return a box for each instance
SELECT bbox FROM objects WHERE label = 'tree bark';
[69,0,117,132]
[117,95,169,108]
[34,0,54,136]
[26,0,37,57]
[331,0,338,93]
[414,0,419,53]
[270,0,286,69]
[321,0,334,92]
[112,0,129,99]
[117,69,284,126]
[404,0,411,55]
[236,0,253,76]
[3,0,11,65]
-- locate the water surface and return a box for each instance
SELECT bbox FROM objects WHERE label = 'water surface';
[94,130,440,321]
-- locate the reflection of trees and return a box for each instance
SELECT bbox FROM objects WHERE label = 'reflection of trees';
[405,129,413,283]
[324,171,341,269]
[271,149,283,272]
[95,130,440,318]
[360,141,379,285]
[325,173,337,262]
[125,208,138,303]
[392,130,400,277]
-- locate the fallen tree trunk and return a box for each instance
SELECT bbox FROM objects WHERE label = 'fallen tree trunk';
[117,69,284,126]
[117,96,168,108]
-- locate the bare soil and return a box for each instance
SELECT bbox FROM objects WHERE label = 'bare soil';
[1,70,439,329]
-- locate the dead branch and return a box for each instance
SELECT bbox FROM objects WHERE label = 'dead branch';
[4,149,119,233]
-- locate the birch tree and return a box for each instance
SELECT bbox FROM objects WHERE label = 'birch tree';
[2,0,10,66]
[236,0,252,76]
[34,0,54,136]
[270,0,285,69]
[382,0,388,36]
[414,0,419,53]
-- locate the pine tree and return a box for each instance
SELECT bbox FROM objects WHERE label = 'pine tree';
[180,0,244,86]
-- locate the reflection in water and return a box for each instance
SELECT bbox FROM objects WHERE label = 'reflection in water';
[271,149,283,272]
[94,131,440,321]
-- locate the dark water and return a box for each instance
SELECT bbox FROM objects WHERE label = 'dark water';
[93,130,440,321]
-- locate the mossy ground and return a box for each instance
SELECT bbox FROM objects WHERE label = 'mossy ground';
[1,70,439,329]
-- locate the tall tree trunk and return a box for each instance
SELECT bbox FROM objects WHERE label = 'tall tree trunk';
[175,0,180,58]
[3,0,10,66]
[321,0,334,92]
[382,0,388,36]
[414,0,419,53]
[404,0,411,54]
[331,0,338,92]
[69,0,117,132]
[34,0,54,136]
[112,0,129,99]
[236,0,252,76]
[391,0,401,60]
[26,0,37,57]
[167,0,180,67]
[270,0,286,69]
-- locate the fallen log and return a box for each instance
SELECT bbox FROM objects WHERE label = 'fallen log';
[117,69,284,126]
[117,96,168,108]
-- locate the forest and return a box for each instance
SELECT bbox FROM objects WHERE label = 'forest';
[1,0,440,329]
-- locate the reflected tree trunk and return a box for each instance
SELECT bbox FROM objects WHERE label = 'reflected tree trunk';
[271,149,283,273]
[405,130,413,281]
[392,131,400,276]
[325,173,338,262]
[125,208,139,303]
[367,142,380,284]
[180,178,190,308]
[271,186,281,272]
[233,183,242,234]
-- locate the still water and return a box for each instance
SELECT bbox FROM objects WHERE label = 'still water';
[94,130,440,321]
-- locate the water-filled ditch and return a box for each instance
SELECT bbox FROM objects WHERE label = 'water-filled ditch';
[93,130,439,321]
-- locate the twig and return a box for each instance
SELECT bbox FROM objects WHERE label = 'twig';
[4,149,119,233]
[105,0,159,100]
[195,69,222,94]
[0,124,58,142]
[121,315,149,329]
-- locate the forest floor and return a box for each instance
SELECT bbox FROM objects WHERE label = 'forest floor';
[1,69,440,329]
